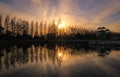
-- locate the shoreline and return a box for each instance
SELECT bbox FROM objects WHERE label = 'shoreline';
[0,40,120,46]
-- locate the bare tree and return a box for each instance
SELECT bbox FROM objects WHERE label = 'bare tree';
[35,22,38,37]
[4,14,10,34]
[16,20,19,36]
[52,20,57,35]
[10,17,16,36]
[43,22,47,36]
[31,21,34,38]
[0,14,4,35]
[23,21,29,36]
[40,22,43,36]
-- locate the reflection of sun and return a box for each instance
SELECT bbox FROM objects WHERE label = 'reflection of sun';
[58,52,63,57]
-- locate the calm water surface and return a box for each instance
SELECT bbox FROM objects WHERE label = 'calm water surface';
[0,44,120,77]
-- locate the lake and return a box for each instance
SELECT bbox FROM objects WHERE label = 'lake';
[0,44,120,77]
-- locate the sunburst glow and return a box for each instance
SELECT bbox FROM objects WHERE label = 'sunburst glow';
[58,20,66,29]
[58,23,64,29]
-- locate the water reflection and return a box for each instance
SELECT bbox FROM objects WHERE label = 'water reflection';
[0,44,120,77]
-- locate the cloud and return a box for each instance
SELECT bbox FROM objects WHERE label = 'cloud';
[91,0,120,24]
[0,0,120,32]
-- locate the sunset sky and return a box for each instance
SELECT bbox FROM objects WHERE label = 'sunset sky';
[0,0,120,32]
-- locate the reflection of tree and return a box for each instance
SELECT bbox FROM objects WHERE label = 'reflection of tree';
[30,45,34,63]
[97,46,111,57]
[0,44,119,70]
[4,52,10,70]
[10,46,16,68]
[35,46,38,62]
[0,55,1,70]
[39,46,43,63]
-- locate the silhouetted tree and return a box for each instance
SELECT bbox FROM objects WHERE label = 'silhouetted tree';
[23,21,29,37]
[0,14,4,35]
[40,22,43,36]
[43,22,46,36]
[52,20,57,35]
[10,17,16,36]
[16,20,21,36]
[16,20,20,36]
[4,14,10,34]
[35,22,39,37]
[31,21,34,38]
[97,26,111,40]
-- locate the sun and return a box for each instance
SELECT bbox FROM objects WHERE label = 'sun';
[58,23,64,29]
[58,21,65,29]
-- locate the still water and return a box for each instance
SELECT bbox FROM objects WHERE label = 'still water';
[0,44,120,77]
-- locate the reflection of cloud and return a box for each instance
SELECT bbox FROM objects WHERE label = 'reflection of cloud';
[0,0,120,31]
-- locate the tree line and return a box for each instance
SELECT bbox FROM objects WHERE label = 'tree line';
[0,14,120,41]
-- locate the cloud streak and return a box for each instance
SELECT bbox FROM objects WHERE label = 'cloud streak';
[0,0,120,32]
